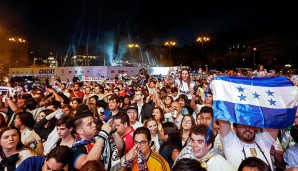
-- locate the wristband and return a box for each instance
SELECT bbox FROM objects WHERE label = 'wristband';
[98,130,109,140]
[110,128,117,134]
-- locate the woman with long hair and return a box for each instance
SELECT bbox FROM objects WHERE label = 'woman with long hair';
[253,64,268,77]
[143,117,162,152]
[121,95,131,111]
[13,112,36,146]
[0,127,36,170]
[71,98,82,115]
[179,114,196,146]
[0,114,7,131]
[34,109,56,141]
[152,107,165,132]
[166,67,195,100]
[159,122,182,168]
[62,103,74,117]
[178,94,194,115]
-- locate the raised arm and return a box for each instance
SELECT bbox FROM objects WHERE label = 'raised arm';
[165,67,174,83]
[264,128,278,141]
[218,120,232,138]
[74,119,113,169]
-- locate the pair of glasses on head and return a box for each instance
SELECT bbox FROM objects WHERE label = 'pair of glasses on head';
[133,140,148,146]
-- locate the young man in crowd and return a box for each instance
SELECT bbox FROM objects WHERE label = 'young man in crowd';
[218,120,278,170]
[174,124,236,171]
[126,105,143,130]
[114,112,135,154]
[120,127,170,171]
[131,90,154,123]
[102,94,123,122]
[70,110,124,170]
[16,145,71,171]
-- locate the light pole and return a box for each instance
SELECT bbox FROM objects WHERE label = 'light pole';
[128,43,139,66]
[8,37,26,68]
[164,41,176,66]
[253,47,257,69]
[196,36,210,65]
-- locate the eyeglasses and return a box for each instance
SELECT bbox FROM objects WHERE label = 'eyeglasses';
[133,140,148,146]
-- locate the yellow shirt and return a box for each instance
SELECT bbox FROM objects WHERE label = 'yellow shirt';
[131,151,170,171]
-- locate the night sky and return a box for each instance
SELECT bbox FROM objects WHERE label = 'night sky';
[0,0,296,57]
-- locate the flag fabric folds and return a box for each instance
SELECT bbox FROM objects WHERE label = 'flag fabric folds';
[211,76,298,129]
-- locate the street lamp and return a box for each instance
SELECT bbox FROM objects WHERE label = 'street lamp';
[128,43,139,66]
[196,36,210,65]
[164,41,176,66]
[8,37,26,68]
[253,47,257,69]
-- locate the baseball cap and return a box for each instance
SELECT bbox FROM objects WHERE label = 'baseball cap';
[126,105,138,111]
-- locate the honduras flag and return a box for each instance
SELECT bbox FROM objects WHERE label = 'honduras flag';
[211,76,298,129]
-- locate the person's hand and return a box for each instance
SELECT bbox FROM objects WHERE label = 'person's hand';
[3,76,9,83]
[125,144,140,161]
[99,113,106,122]
[101,119,113,134]
[150,144,156,151]
[47,87,54,94]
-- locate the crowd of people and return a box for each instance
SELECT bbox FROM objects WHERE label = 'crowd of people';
[0,65,297,171]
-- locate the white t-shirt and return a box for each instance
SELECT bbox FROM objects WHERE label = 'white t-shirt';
[174,79,195,99]
[213,131,224,156]
[221,130,274,169]
[131,121,143,130]
[204,151,237,171]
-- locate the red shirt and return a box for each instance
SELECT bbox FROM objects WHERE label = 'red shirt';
[70,91,85,100]
[122,127,135,154]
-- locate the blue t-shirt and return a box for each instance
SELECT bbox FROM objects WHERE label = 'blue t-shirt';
[16,156,46,171]
[103,109,123,122]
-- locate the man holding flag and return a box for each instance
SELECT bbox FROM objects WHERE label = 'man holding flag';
[211,75,298,169]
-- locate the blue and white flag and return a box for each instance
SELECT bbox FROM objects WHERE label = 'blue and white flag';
[211,76,298,129]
